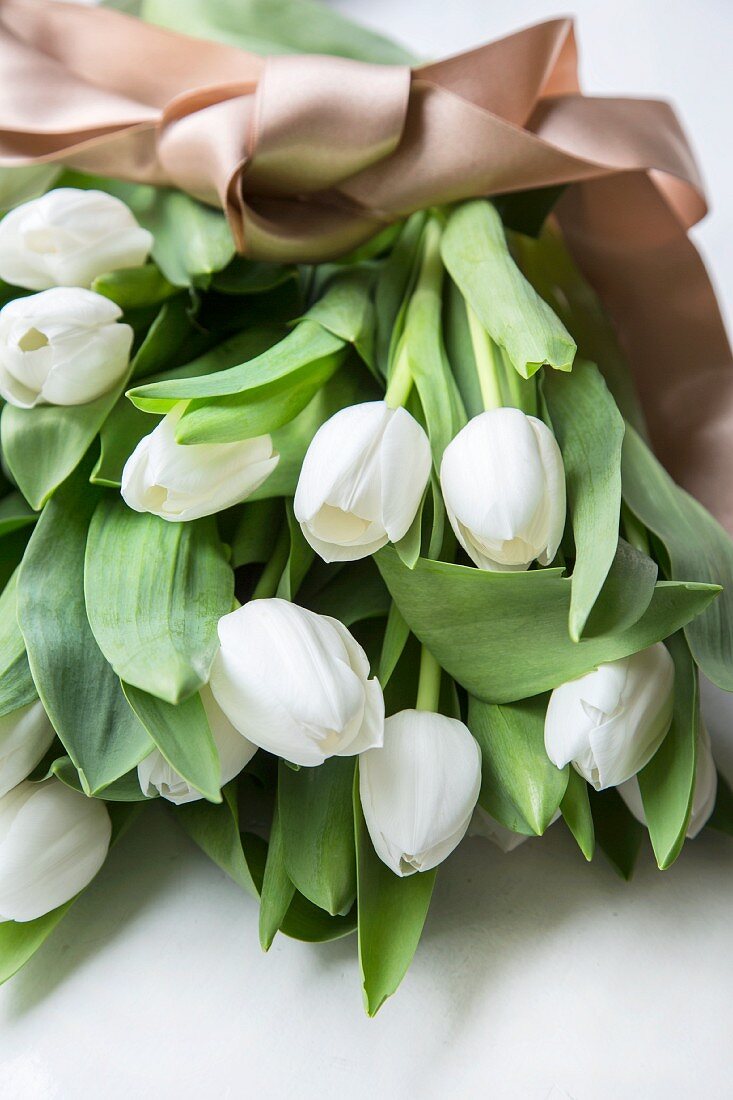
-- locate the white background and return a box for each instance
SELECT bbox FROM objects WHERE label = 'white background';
[2,2,733,1097]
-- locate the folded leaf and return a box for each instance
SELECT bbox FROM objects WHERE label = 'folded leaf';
[376,548,719,703]
[354,768,435,1016]
[17,469,152,793]
[637,633,697,869]
[442,201,576,378]
[92,264,178,310]
[175,783,259,897]
[258,805,296,951]
[84,498,233,704]
[468,694,568,835]
[543,360,625,640]
[621,424,733,691]
[560,769,594,861]
[581,538,657,639]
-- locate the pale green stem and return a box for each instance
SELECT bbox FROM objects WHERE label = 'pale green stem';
[415,645,442,713]
[251,523,290,600]
[466,305,504,411]
[384,340,413,408]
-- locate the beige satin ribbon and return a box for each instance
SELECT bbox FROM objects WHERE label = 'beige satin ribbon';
[0,0,731,532]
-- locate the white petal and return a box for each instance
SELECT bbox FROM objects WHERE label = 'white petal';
[0,780,111,921]
[379,407,432,543]
[0,700,56,799]
[359,709,481,876]
[687,725,717,838]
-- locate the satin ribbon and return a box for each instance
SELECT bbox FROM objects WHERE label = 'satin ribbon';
[0,0,731,532]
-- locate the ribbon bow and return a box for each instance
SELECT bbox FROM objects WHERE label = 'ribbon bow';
[0,0,732,531]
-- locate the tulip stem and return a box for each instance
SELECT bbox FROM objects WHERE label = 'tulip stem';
[415,645,442,712]
[385,342,414,408]
[467,305,504,411]
[251,523,290,601]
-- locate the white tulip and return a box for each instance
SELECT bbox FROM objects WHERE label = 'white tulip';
[0,779,111,921]
[209,599,384,767]
[0,187,152,290]
[137,684,257,804]
[544,642,675,791]
[468,806,560,852]
[440,407,566,571]
[0,700,56,799]
[359,709,481,876]
[618,724,717,839]
[121,403,278,522]
[294,400,431,562]
[0,287,132,408]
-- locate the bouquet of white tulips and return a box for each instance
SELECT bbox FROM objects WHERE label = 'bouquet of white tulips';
[0,0,732,1017]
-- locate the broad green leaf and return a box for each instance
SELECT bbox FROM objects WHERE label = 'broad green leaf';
[0,492,36,537]
[637,634,698,869]
[123,684,221,803]
[591,787,644,880]
[84,498,233,704]
[581,538,657,639]
[50,755,149,801]
[399,218,466,465]
[468,694,568,835]
[621,424,733,691]
[92,264,178,310]
[278,757,356,915]
[175,782,259,897]
[0,569,37,718]
[230,498,282,568]
[543,360,625,640]
[130,187,235,288]
[258,804,296,950]
[212,259,298,296]
[354,768,435,1016]
[376,548,719,704]
[275,502,314,601]
[141,0,413,62]
[250,362,381,499]
[560,769,594,860]
[441,201,576,378]
[2,380,127,510]
[17,469,152,793]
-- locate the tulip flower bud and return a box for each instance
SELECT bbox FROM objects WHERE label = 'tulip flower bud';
[0,287,133,408]
[0,699,56,799]
[0,779,111,921]
[618,724,717,839]
[440,407,566,571]
[294,400,431,562]
[121,403,278,522]
[544,642,675,791]
[137,684,257,804]
[209,599,384,767]
[359,709,481,876]
[0,188,152,290]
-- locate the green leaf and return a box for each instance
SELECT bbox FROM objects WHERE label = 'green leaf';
[378,603,410,687]
[212,259,298,296]
[441,201,576,378]
[175,782,259,897]
[84,498,233,704]
[2,381,127,510]
[123,684,222,803]
[127,187,235,288]
[591,787,644,880]
[0,492,37,537]
[230,498,282,568]
[50,755,149,801]
[581,538,657,639]
[128,295,201,382]
[376,548,719,704]
[399,219,466,466]
[469,694,568,835]
[0,163,59,212]
[258,804,296,950]
[375,212,427,374]
[141,0,414,62]
[275,502,314,601]
[92,264,178,310]
[278,757,356,916]
[17,469,152,793]
[543,360,625,640]
[621,423,733,691]
[560,769,594,861]
[637,634,697,869]
[306,558,390,627]
[0,569,37,719]
[354,768,435,1016]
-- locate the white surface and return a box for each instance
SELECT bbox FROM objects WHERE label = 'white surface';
[2,2,733,1097]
